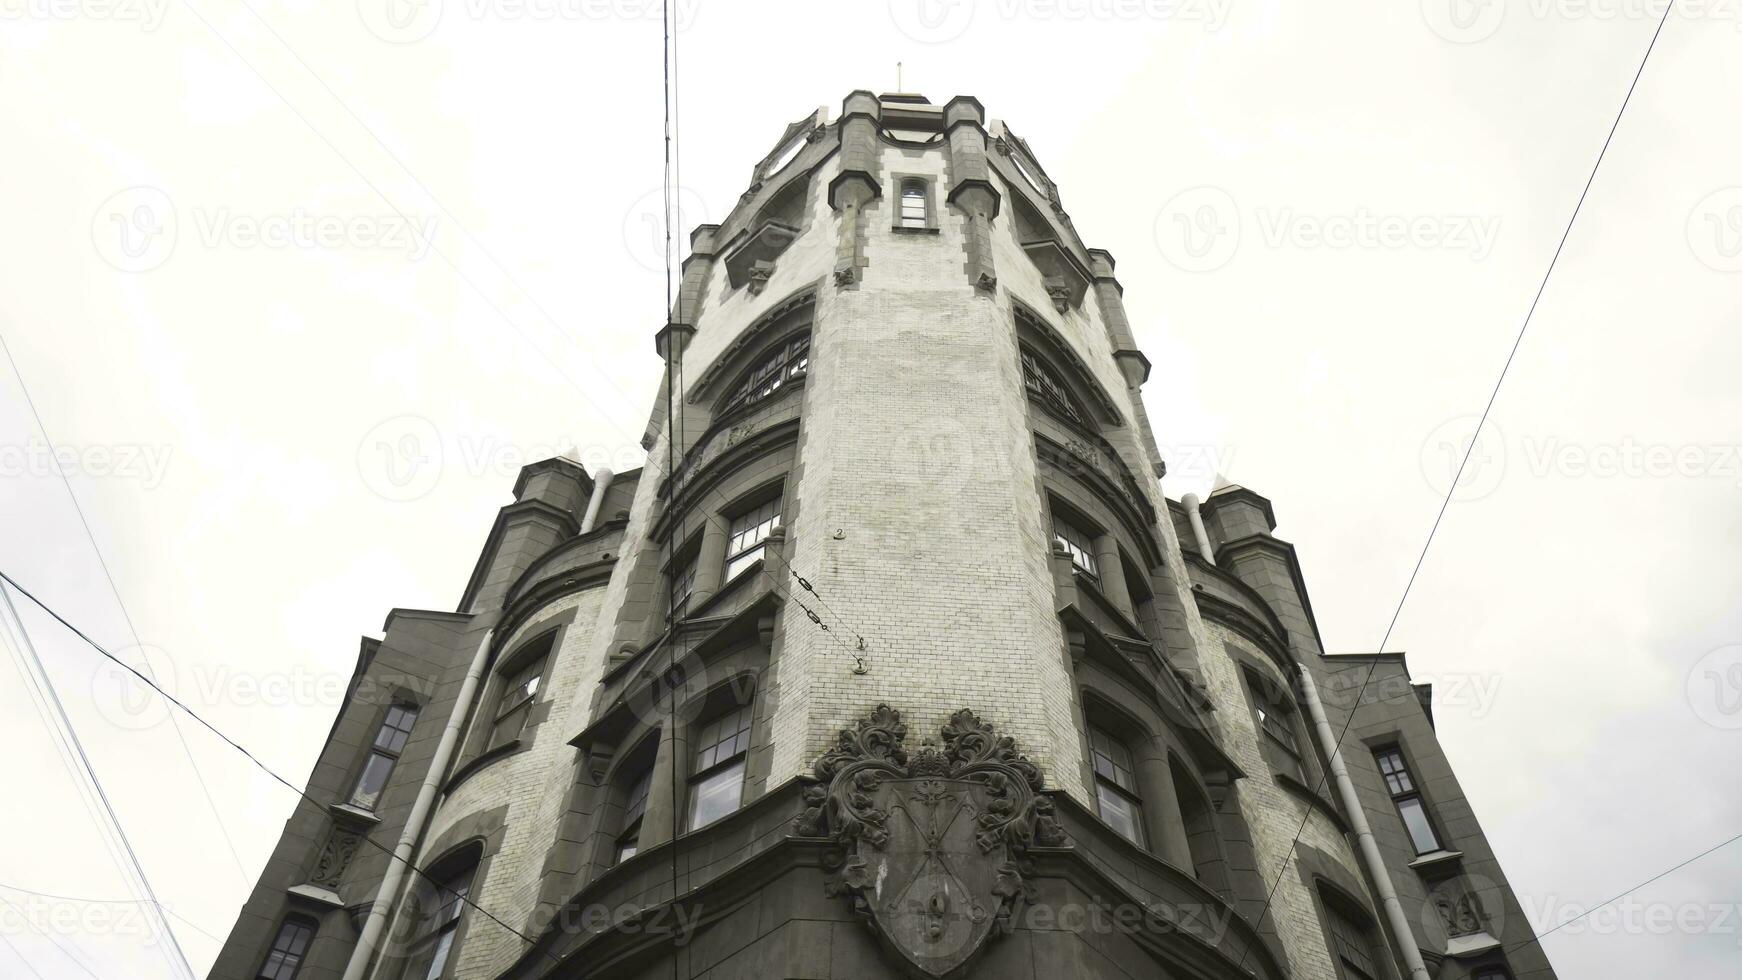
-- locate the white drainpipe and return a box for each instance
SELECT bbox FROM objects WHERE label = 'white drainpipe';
[342,628,494,980]
[1296,666,1433,980]
[1182,492,1215,565]
[578,467,615,534]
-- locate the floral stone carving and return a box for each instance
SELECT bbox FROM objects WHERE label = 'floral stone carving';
[794,705,1068,978]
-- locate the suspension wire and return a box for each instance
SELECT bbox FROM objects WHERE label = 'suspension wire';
[1235,4,1678,969]
[0,584,195,980]
[0,571,572,970]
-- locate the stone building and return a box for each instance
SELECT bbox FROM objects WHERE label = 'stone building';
[210,92,1556,980]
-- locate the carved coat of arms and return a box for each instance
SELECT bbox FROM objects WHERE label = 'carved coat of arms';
[795,706,1068,978]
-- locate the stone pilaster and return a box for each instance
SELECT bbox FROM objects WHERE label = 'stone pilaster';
[944,95,1001,291]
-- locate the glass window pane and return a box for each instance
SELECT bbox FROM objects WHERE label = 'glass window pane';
[489,700,528,750]
[1095,781,1144,845]
[1052,515,1099,576]
[349,752,396,810]
[1397,796,1441,853]
[258,919,312,980]
[689,758,746,830]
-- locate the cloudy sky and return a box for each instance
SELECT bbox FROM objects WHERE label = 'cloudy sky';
[2,1,1739,977]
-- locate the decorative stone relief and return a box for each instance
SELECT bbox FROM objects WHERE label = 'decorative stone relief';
[310,826,363,888]
[1434,888,1488,938]
[795,705,1068,979]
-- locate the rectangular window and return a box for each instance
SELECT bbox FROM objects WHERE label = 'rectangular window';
[1255,701,1300,756]
[348,703,420,810]
[1088,726,1144,846]
[1375,746,1442,854]
[725,495,782,581]
[615,768,653,864]
[688,704,754,830]
[400,865,472,980]
[257,918,314,980]
[1325,901,1379,980]
[1052,513,1099,577]
[899,179,928,228]
[668,554,697,620]
[488,652,548,751]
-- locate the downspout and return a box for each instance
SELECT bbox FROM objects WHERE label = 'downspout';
[1182,493,1215,565]
[1296,666,1433,980]
[578,467,615,534]
[342,628,495,980]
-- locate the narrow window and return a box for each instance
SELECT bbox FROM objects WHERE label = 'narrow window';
[688,703,754,830]
[1020,348,1088,426]
[1375,746,1442,854]
[1051,512,1099,577]
[668,553,697,621]
[1323,896,1381,980]
[614,767,653,864]
[348,702,420,810]
[899,179,927,228]
[398,860,475,980]
[1088,726,1144,845]
[488,644,550,751]
[256,916,314,980]
[725,494,782,581]
[720,335,810,416]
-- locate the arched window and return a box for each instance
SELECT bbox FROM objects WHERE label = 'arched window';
[1020,347,1089,426]
[398,851,478,980]
[1087,725,1144,845]
[899,179,927,228]
[256,915,315,980]
[487,635,554,752]
[349,701,420,810]
[719,334,809,417]
[687,701,754,830]
[1319,887,1384,980]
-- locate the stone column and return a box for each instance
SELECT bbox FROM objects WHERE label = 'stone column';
[686,519,730,610]
[1135,739,1194,873]
[944,95,1001,291]
[1092,532,1133,619]
[828,90,882,286]
[638,711,683,851]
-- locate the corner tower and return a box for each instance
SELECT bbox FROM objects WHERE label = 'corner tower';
[209,93,1557,980]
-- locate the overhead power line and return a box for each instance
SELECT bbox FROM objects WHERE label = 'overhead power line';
[1237,2,1679,969]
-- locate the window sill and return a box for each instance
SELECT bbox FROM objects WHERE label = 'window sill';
[890,225,940,235]
[1408,848,1464,872]
[328,802,381,829]
[443,739,524,795]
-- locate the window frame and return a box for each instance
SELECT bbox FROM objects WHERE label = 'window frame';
[1051,507,1100,578]
[716,332,810,419]
[686,701,755,831]
[1020,345,1091,427]
[1373,744,1444,855]
[256,915,316,980]
[1086,724,1145,846]
[614,765,653,864]
[1317,887,1384,980]
[892,175,935,231]
[348,700,421,811]
[723,490,782,583]
[396,856,476,980]
[486,636,555,753]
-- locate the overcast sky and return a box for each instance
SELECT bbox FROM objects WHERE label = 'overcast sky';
[2,2,1739,977]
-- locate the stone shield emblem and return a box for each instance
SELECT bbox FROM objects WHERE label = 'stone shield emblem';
[794,706,1069,979]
